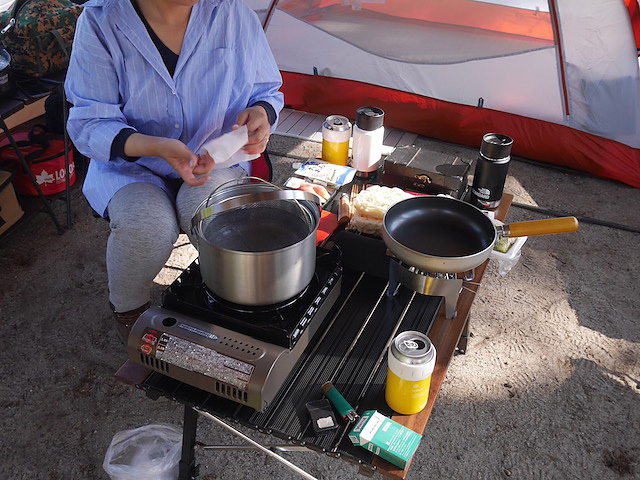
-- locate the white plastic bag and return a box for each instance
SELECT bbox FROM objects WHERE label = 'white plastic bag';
[103,424,183,480]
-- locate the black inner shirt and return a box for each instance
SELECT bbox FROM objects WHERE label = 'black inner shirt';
[130,0,179,76]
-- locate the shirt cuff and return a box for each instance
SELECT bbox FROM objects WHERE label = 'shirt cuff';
[110,128,139,162]
[251,101,277,126]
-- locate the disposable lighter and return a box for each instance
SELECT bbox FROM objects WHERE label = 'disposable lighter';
[321,381,358,422]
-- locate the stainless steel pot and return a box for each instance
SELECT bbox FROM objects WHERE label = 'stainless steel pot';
[191,179,320,306]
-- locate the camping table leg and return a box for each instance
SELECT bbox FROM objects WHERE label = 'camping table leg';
[195,409,319,480]
[178,405,199,480]
[456,315,471,355]
[0,118,64,234]
[40,76,72,229]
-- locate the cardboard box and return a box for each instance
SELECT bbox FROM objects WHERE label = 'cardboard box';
[382,145,471,198]
[0,170,24,236]
[348,410,422,469]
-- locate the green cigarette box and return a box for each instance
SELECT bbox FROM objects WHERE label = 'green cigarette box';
[348,410,422,469]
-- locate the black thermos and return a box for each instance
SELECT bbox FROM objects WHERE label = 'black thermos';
[469,133,513,210]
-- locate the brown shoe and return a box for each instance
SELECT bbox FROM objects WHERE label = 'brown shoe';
[110,302,150,345]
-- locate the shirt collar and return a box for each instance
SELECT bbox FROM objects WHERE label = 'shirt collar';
[111,0,223,87]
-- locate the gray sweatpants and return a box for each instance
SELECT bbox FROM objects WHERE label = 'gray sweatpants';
[106,168,244,312]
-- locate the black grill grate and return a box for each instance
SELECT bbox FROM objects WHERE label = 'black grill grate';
[140,265,441,470]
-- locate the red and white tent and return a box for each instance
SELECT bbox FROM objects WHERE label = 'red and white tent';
[249,0,640,187]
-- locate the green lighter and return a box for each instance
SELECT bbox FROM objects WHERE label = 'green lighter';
[321,381,359,422]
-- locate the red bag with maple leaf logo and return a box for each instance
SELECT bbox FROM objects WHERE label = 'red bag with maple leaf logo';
[0,124,74,196]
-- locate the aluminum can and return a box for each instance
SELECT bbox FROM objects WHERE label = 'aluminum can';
[469,133,513,210]
[322,115,351,166]
[385,330,436,415]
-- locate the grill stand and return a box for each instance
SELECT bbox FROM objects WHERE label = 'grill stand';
[388,257,463,319]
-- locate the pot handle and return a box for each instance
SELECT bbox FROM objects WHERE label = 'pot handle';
[205,175,278,206]
[191,189,320,230]
[501,216,579,238]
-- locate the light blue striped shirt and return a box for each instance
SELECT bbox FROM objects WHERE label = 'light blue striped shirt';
[65,0,284,216]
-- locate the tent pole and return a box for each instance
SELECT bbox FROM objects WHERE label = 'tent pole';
[548,0,571,118]
[262,0,280,30]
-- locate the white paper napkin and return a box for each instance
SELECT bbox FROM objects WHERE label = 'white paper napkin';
[199,125,260,169]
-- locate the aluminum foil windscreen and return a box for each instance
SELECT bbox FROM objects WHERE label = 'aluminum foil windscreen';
[202,199,314,252]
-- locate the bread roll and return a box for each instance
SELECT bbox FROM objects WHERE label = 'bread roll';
[348,185,412,235]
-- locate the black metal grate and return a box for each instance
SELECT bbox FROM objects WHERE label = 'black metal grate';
[140,266,441,470]
[161,247,342,348]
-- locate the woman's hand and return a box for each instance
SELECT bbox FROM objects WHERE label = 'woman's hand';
[234,105,271,155]
[156,138,214,186]
[124,133,214,186]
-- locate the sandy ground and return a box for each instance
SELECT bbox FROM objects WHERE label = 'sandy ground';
[0,133,639,480]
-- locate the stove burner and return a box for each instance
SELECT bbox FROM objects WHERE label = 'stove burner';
[204,283,310,313]
[388,257,463,318]
[161,247,342,349]
[401,261,459,279]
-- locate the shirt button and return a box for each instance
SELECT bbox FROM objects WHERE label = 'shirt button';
[174,124,179,129]
[172,90,176,95]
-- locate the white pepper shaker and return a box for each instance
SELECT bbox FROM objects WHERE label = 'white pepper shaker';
[351,106,384,178]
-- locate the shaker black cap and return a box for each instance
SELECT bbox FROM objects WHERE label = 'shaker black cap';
[480,133,513,160]
[356,106,384,131]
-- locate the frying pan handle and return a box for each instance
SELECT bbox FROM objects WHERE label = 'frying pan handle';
[501,217,579,238]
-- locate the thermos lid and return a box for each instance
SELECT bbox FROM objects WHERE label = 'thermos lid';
[390,331,435,365]
[355,106,384,131]
[480,133,513,160]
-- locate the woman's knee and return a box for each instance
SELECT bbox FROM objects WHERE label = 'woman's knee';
[108,182,180,249]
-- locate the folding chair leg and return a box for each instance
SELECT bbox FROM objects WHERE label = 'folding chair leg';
[0,118,64,234]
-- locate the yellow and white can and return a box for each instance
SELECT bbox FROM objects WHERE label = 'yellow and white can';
[322,115,351,166]
[385,331,436,415]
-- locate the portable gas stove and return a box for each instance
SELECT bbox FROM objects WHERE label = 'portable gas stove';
[127,247,342,412]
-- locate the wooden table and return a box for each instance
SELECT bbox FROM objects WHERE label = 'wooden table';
[375,193,512,478]
[116,193,513,480]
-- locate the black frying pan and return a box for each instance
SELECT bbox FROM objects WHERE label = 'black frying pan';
[382,196,578,273]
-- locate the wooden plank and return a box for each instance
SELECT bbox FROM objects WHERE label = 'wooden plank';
[299,114,325,140]
[274,110,305,134]
[396,131,418,147]
[308,130,324,142]
[287,112,317,137]
[374,194,513,478]
[276,107,295,125]
[383,128,404,148]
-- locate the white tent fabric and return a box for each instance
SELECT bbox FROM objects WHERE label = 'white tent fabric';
[248,0,640,185]
[558,0,639,143]
[267,10,565,125]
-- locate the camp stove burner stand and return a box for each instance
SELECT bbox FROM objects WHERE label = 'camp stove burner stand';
[127,268,341,412]
[388,257,464,318]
